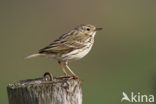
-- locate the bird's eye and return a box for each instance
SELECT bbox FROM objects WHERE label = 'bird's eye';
[87,28,90,31]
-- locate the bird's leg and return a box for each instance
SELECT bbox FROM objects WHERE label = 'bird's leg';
[64,62,78,78]
[58,61,69,77]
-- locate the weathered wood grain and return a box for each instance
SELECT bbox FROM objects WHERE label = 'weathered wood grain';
[7,77,82,104]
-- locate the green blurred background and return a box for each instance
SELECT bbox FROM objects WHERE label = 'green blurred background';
[0,0,156,104]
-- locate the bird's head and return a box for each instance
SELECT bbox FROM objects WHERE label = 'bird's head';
[74,24,103,36]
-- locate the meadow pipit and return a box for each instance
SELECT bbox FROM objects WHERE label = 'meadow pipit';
[25,24,102,78]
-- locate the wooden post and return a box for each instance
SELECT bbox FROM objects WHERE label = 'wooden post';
[7,73,82,104]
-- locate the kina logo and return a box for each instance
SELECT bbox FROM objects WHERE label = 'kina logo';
[121,92,154,103]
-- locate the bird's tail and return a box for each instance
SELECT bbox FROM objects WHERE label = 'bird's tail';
[24,53,42,59]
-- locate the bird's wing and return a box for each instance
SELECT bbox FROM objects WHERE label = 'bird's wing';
[39,30,86,54]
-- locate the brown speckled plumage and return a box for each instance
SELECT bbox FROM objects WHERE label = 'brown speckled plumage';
[26,24,102,77]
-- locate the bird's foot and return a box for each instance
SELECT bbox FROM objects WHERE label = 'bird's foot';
[72,75,79,79]
[72,75,82,83]
[56,75,82,83]
[58,74,71,78]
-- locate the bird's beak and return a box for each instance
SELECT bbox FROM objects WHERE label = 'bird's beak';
[95,27,103,31]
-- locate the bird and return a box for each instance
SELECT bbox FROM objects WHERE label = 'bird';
[25,24,103,78]
[121,92,131,102]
